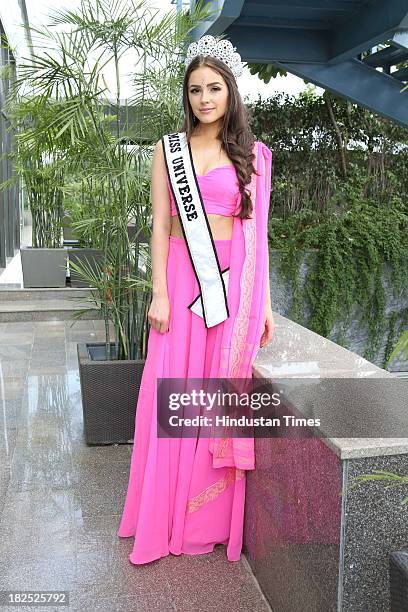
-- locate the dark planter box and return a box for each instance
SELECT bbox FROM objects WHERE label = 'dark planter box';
[77,342,145,445]
[390,548,408,611]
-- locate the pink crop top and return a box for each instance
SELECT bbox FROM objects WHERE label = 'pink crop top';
[166,165,241,217]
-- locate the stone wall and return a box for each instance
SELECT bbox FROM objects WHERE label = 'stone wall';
[269,249,408,372]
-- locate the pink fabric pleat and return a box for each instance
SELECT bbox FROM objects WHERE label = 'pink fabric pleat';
[117,235,247,564]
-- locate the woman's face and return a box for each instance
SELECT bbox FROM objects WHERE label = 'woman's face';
[187,65,229,126]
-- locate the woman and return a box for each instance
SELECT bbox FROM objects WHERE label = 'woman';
[117,35,275,565]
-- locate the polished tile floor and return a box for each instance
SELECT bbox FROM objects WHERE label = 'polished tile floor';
[0,320,270,611]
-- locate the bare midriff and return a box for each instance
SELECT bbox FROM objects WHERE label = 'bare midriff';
[170,214,234,241]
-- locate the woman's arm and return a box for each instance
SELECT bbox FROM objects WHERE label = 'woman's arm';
[265,247,272,308]
[260,145,275,348]
[260,245,275,348]
[148,139,172,333]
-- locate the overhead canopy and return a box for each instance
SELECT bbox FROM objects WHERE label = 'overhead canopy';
[191,0,408,127]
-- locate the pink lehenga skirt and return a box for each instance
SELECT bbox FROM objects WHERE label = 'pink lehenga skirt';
[117,235,246,565]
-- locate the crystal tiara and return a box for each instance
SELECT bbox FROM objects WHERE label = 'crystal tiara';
[184,35,244,80]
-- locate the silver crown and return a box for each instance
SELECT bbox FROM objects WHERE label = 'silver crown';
[184,35,244,80]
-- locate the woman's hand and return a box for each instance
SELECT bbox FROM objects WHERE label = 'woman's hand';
[260,303,275,348]
[148,294,170,333]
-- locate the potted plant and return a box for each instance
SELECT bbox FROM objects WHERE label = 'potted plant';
[72,234,151,443]
[2,97,68,287]
[10,0,212,443]
[64,177,106,286]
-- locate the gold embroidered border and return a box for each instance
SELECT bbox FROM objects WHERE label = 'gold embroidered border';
[187,467,246,514]
[216,437,229,458]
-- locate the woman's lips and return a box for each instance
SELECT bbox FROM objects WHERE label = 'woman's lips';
[199,108,214,113]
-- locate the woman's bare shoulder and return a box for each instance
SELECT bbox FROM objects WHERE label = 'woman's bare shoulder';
[151,140,166,168]
[154,139,164,154]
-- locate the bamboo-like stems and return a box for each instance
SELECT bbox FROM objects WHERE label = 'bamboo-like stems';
[5,0,210,360]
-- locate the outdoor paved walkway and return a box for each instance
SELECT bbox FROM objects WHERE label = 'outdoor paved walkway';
[0,320,271,611]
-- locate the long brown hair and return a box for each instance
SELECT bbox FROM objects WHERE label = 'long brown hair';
[179,55,259,219]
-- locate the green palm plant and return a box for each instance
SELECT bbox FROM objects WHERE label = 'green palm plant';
[6,0,214,360]
[1,96,67,248]
[349,470,408,506]
[386,329,408,366]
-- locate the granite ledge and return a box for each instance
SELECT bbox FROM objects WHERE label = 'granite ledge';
[324,437,408,460]
[253,313,407,461]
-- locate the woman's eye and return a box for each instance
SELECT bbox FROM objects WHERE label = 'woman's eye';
[190,87,221,93]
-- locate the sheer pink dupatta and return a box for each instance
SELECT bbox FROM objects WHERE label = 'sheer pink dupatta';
[208,140,272,471]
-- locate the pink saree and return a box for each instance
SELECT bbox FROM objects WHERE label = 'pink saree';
[117,138,272,564]
[209,139,272,472]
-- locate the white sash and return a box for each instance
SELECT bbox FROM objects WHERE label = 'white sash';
[162,131,229,328]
